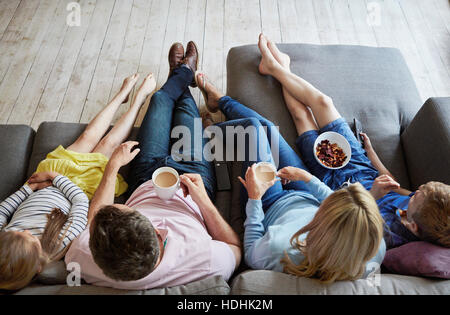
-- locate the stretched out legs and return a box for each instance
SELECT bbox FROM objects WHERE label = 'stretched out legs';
[169,88,216,199]
[67,73,140,153]
[258,34,341,130]
[127,66,197,195]
[92,73,156,158]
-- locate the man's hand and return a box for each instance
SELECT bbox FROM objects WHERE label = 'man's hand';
[277,166,312,185]
[109,141,140,169]
[27,172,59,191]
[180,174,212,208]
[370,174,400,200]
[238,164,278,200]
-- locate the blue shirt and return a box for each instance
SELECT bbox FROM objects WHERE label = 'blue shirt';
[360,180,419,249]
[244,176,386,277]
[376,191,419,249]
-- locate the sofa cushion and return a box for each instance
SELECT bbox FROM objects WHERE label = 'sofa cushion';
[29,121,232,213]
[17,275,230,295]
[226,44,423,189]
[401,97,450,189]
[383,241,450,279]
[27,122,141,179]
[0,125,35,200]
[35,260,68,285]
[27,122,88,178]
[230,270,450,295]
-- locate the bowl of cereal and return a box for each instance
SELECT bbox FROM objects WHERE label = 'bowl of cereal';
[313,132,351,169]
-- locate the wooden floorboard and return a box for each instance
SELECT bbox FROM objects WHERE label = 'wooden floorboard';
[30,0,97,130]
[56,0,115,123]
[0,0,59,124]
[8,0,70,125]
[0,0,21,39]
[79,0,134,124]
[107,0,153,126]
[0,0,40,85]
[0,0,448,128]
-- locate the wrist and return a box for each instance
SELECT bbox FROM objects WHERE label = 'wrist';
[198,197,214,209]
[301,172,313,183]
[26,183,37,192]
[295,169,312,183]
[248,193,262,200]
[106,160,121,173]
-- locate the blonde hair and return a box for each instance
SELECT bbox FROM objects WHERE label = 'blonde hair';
[413,182,450,247]
[281,182,384,283]
[0,208,70,291]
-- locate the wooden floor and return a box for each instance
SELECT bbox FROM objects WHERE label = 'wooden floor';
[0,0,449,129]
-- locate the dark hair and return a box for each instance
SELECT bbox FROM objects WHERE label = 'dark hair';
[89,205,160,281]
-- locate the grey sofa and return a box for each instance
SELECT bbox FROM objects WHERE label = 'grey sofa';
[1,44,449,294]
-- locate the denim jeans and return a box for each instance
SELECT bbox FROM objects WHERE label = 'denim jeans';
[295,118,379,191]
[217,96,311,212]
[127,66,216,200]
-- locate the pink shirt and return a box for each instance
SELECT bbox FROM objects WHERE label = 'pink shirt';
[65,180,236,290]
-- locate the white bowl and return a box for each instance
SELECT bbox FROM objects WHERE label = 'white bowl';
[313,131,351,170]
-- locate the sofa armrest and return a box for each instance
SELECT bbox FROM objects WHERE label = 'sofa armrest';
[0,125,35,200]
[401,97,450,189]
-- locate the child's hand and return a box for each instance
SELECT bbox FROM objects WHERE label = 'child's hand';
[360,132,372,150]
[27,172,59,191]
[27,181,53,192]
[277,167,312,184]
[370,174,400,200]
[28,171,59,184]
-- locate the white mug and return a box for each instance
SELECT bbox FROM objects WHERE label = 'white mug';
[152,167,180,201]
[254,162,277,182]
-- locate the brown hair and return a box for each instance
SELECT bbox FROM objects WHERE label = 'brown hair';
[281,183,384,283]
[89,205,160,281]
[0,208,70,291]
[412,182,450,247]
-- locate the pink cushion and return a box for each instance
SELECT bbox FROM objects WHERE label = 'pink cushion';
[383,241,450,279]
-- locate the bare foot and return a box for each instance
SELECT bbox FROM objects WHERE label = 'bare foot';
[258,33,282,76]
[200,107,215,129]
[196,72,224,113]
[267,38,291,71]
[120,73,140,103]
[136,73,156,99]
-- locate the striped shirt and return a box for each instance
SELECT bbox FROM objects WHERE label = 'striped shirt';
[0,175,89,252]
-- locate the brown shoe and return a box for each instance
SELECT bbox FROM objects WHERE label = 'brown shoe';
[168,42,184,78]
[182,41,199,87]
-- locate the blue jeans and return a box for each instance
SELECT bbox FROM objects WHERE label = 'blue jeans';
[295,118,379,190]
[217,96,311,212]
[127,66,216,200]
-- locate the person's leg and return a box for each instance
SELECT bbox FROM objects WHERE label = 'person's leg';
[258,34,341,129]
[263,38,320,136]
[216,117,286,212]
[91,73,156,158]
[196,72,310,182]
[127,66,194,194]
[67,73,140,153]
[166,88,216,200]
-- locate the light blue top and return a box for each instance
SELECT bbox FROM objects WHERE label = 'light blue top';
[244,176,386,278]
